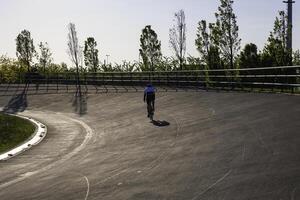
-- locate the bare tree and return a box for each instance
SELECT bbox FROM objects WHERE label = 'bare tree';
[67,23,80,72]
[67,23,82,95]
[67,23,87,114]
[169,9,186,70]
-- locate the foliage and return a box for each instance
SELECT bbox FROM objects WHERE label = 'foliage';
[293,50,300,65]
[100,63,114,72]
[186,55,201,66]
[0,54,71,83]
[38,42,53,73]
[112,61,138,72]
[215,0,241,69]
[238,43,260,68]
[195,20,222,70]
[139,25,162,71]
[155,57,178,71]
[16,30,36,72]
[0,56,26,83]
[169,10,186,70]
[121,61,138,72]
[46,63,69,73]
[195,20,210,65]
[262,11,292,67]
[84,37,99,72]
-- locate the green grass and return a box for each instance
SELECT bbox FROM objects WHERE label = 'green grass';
[0,113,35,154]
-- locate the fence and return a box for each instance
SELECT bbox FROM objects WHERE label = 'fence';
[0,65,299,93]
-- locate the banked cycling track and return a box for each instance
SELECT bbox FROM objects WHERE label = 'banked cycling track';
[0,84,299,200]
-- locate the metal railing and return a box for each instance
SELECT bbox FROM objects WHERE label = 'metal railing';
[0,65,299,93]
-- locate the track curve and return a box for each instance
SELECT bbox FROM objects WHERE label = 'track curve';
[0,88,299,200]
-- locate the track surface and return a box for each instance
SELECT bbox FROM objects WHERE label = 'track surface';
[0,85,299,200]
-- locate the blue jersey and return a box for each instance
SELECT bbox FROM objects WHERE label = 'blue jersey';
[144,86,155,102]
[144,86,155,94]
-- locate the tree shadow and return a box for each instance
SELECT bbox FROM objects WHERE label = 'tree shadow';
[3,84,29,113]
[72,84,88,116]
[151,120,170,127]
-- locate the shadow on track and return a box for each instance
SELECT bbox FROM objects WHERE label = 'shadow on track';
[3,84,29,113]
[72,84,88,116]
[151,120,170,127]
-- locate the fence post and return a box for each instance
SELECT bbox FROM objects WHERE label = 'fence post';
[176,71,178,92]
[56,73,58,92]
[66,73,69,93]
[0,71,3,85]
[18,71,21,85]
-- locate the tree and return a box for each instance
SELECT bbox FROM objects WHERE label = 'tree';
[121,61,137,72]
[195,20,222,70]
[16,30,36,72]
[67,23,82,74]
[139,25,162,71]
[67,23,81,70]
[169,9,186,70]
[238,43,260,68]
[185,55,202,70]
[215,0,241,69]
[67,22,83,94]
[262,11,292,67]
[195,20,209,65]
[293,50,300,65]
[60,62,69,72]
[0,55,26,83]
[38,42,52,73]
[155,56,178,71]
[83,37,99,73]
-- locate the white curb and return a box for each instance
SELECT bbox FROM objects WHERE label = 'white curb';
[0,114,47,161]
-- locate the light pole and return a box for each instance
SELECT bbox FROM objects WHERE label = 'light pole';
[106,54,110,65]
[284,0,296,92]
[283,0,295,51]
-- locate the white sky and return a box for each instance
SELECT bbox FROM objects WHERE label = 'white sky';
[0,0,299,66]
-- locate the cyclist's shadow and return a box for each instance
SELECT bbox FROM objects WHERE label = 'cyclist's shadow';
[151,120,170,127]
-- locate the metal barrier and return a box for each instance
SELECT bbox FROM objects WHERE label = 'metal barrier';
[0,66,299,93]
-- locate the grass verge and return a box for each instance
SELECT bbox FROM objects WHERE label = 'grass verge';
[0,113,35,154]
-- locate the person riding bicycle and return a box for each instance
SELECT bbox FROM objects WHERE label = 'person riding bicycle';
[144,83,155,119]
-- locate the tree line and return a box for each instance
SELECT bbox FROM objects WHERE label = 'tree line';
[1,0,300,83]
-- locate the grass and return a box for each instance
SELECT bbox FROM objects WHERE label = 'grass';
[0,113,35,154]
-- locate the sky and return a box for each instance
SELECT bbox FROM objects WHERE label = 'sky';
[0,0,299,66]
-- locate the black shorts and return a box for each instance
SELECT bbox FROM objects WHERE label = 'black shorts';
[146,93,155,104]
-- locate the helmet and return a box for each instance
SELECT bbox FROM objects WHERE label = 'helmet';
[147,83,152,87]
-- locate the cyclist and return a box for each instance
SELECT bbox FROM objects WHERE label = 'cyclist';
[144,83,155,120]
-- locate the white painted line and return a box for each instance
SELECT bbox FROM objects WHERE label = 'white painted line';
[0,114,47,161]
[83,175,90,200]
[0,114,95,189]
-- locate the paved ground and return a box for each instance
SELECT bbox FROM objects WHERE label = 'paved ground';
[0,85,299,200]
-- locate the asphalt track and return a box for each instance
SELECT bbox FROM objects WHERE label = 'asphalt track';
[0,85,299,200]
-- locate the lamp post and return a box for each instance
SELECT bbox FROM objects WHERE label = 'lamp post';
[106,54,110,65]
[283,0,295,51]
